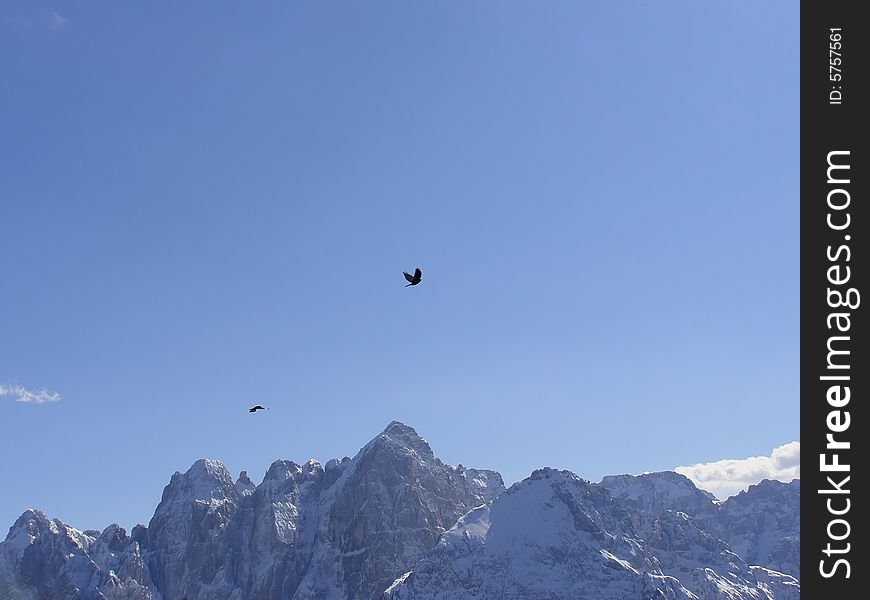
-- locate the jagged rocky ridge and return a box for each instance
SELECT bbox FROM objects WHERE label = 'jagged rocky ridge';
[0,422,502,600]
[0,422,799,600]
[600,473,800,579]
[384,469,799,600]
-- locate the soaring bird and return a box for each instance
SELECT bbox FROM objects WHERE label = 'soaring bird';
[403,268,422,287]
[249,405,267,413]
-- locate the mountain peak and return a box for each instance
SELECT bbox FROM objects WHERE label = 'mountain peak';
[373,420,434,459]
[4,509,51,549]
[600,470,714,503]
[158,458,235,506]
[188,458,232,482]
[98,524,129,551]
[10,508,48,528]
[235,470,256,496]
[265,459,303,482]
[383,420,421,439]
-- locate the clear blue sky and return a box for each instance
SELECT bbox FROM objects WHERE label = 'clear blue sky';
[1,1,798,533]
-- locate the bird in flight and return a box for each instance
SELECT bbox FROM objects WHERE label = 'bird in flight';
[249,405,267,413]
[403,268,422,287]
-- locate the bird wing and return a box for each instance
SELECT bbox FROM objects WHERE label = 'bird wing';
[403,272,415,283]
[414,268,422,279]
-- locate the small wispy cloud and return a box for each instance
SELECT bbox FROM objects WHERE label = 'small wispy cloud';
[0,383,62,404]
[674,441,800,500]
[6,10,67,30]
[44,11,67,30]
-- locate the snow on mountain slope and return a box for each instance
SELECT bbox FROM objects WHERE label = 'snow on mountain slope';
[385,468,696,600]
[718,480,800,578]
[384,469,798,600]
[292,421,504,600]
[643,510,798,600]
[144,458,237,600]
[600,472,720,533]
[0,509,159,600]
[600,473,800,579]
[0,424,798,600]
[0,422,503,600]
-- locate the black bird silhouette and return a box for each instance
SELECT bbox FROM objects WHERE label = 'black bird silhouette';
[249,405,267,413]
[403,268,422,287]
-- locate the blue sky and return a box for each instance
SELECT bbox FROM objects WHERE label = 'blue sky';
[1,1,798,532]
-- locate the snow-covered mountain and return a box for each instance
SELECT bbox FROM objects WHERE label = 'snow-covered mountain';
[0,422,799,599]
[0,422,501,600]
[717,479,800,579]
[384,468,697,600]
[600,472,800,579]
[385,469,799,600]
[0,510,156,600]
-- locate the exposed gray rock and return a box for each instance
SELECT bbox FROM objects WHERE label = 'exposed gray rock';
[0,424,798,600]
[600,471,720,533]
[0,509,159,600]
[718,480,800,578]
[385,469,798,600]
[0,422,502,600]
[600,473,800,579]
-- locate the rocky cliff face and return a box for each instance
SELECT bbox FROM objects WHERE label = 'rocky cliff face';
[384,469,799,600]
[599,471,720,533]
[717,479,800,578]
[0,510,158,600]
[600,473,800,579]
[0,422,502,600]
[385,468,698,600]
[0,423,798,600]
[295,421,502,600]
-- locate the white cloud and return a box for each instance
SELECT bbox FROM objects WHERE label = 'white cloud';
[674,441,799,500]
[0,383,62,404]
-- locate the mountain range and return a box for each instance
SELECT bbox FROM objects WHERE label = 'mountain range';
[0,421,799,599]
